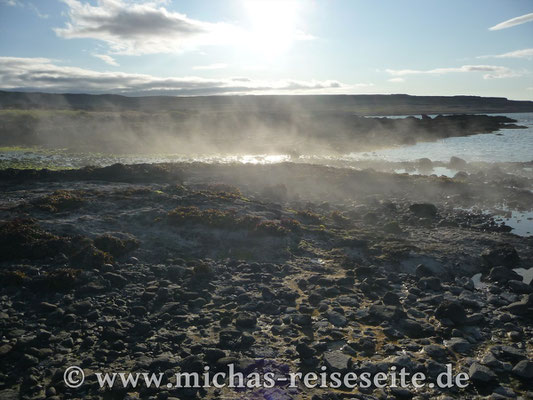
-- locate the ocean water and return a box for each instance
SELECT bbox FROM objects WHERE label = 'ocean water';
[347,113,533,163]
[1,113,532,169]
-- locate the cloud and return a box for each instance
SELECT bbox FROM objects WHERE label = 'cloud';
[0,57,361,95]
[55,0,242,55]
[489,12,533,31]
[478,48,533,60]
[1,0,20,6]
[92,53,119,66]
[1,0,49,18]
[192,63,228,71]
[388,77,405,83]
[386,65,519,79]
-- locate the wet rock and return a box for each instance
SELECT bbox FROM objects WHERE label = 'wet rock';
[481,244,520,268]
[409,203,437,218]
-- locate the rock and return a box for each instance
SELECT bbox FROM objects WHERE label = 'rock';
[423,344,448,360]
[417,276,441,291]
[398,319,433,339]
[235,314,256,329]
[390,387,414,400]
[481,245,520,268]
[93,233,139,258]
[383,221,403,234]
[501,294,533,316]
[40,302,58,313]
[435,300,467,325]
[0,344,13,356]
[296,342,315,360]
[487,266,521,283]
[103,272,128,287]
[444,337,471,354]
[409,203,437,218]
[292,314,312,327]
[382,291,400,305]
[449,156,467,170]
[508,280,532,294]
[512,360,533,379]
[204,348,226,363]
[150,352,179,369]
[417,158,432,169]
[0,389,18,400]
[490,345,526,363]
[326,310,347,327]
[323,350,351,372]
[415,264,434,278]
[469,362,497,382]
[361,304,406,325]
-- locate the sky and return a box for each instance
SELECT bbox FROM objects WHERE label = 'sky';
[0,0,532,99]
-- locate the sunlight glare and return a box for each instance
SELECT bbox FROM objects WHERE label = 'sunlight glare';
[242,0,303,58]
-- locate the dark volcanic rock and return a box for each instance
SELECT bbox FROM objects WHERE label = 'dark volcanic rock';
[323,350,351,372]
[512,360,533,379]
[487,266,521,283]
[469,363,497,383]
[409,203,438,218]
[481,244,520,268]
[435,300,467,325]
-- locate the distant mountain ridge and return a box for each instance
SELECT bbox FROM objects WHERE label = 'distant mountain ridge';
[1,90,533,115]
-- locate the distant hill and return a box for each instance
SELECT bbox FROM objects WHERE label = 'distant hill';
[1,90,533,115]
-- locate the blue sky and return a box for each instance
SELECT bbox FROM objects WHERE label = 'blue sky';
[0,0,532,99]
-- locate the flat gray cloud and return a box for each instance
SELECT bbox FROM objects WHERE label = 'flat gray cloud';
[55,0,241,54]
[489,12,533,31]
[0,57,360,95]
[386,65,519,79]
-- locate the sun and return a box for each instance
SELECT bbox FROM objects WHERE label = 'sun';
[242,0,303,58]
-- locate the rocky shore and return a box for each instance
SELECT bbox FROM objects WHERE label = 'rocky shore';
[0,163,532,399]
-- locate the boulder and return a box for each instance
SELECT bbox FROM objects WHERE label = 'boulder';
[481,245,520,268]
[323,350,351,372]
[469,362,497,383]
[512,360,533,379]
[487,266,521,283]
[435,300,467,325]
